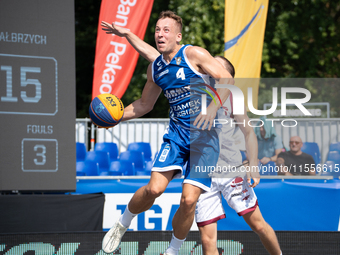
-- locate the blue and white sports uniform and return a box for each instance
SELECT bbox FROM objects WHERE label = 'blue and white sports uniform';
[151,45,220,191]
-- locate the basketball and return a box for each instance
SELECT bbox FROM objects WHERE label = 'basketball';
[89,93,124,128]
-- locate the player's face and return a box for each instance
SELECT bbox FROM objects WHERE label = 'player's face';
[155,18,181,54]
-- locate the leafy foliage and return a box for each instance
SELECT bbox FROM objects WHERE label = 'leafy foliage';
[260,0,340,116]
[75,0,101,117]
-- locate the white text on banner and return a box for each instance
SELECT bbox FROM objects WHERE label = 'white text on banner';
[92,0,154,99]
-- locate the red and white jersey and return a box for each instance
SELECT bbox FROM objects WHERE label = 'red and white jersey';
[195,94,258,226]
[217,93,242,167]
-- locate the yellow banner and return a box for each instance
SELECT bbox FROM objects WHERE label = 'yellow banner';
[224,0,269,109]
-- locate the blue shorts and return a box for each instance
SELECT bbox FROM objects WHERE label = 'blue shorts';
[152,121,219,191]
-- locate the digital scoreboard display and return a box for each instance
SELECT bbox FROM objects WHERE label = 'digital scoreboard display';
[0,0,76,191]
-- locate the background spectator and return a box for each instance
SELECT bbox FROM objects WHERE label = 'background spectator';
[277,136,316,176]
[253,116,284,165]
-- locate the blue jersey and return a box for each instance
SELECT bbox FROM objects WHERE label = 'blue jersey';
[152,45,212,130]
[151,45,220,190]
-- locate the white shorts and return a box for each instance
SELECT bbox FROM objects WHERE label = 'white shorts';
[195,176,258,226]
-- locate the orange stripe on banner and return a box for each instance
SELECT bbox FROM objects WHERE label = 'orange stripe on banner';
[92,0,154,99]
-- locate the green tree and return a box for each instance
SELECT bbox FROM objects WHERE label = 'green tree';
[169,0,225,56]
[75,0,101,118]
[259,0,340,116]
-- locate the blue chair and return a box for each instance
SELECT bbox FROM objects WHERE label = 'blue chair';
[301,142,321,165]
[321,160,340,178]
[327,151,340,162]
[76,161,87,176]
[259,161,277,175]
[109,160,135,176]
[329,142,340,153]
[128,142,152,162]
[136,161,153,176]
[119,151,145,173]
[85,151,110,175]
[76,142,87,162]
[76,161,99,176]
[321,160,334,175]
[145,160,153,172]
[325,151,340,178]
[95,142,119,162]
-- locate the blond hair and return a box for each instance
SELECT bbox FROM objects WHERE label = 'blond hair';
[158,10,183,32]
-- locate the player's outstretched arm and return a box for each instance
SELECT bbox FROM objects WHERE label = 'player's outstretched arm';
[235,110,260,188]
[121,64,162,122]
[101,21,160,63]
[187,46,234,130]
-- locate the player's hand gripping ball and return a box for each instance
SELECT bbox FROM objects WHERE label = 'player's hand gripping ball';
[89,93,124,128]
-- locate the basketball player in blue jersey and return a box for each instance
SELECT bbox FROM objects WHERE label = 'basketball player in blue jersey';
[101,11,234,254]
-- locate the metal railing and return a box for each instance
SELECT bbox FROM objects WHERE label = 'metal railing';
[76,118,169,155]
[76,118,340,164]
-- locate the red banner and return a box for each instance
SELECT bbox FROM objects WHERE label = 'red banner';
[92,0,154,99]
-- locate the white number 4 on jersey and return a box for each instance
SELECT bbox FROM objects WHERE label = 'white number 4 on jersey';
[176,67,185,80]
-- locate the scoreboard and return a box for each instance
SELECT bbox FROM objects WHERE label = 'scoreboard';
[0,0,76,191]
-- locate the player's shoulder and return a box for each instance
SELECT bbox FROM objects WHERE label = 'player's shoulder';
[152,54,163,66]
[185,45,210,60]
[149,54,163,70]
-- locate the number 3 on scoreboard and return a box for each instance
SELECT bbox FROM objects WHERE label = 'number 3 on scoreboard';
[34,144,46,165]
[22,138,58,172]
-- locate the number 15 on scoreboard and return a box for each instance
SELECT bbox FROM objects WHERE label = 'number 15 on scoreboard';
[0,53,58,116]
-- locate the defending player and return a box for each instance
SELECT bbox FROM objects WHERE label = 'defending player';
[196,56,282,255]
[101,11,234,254]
